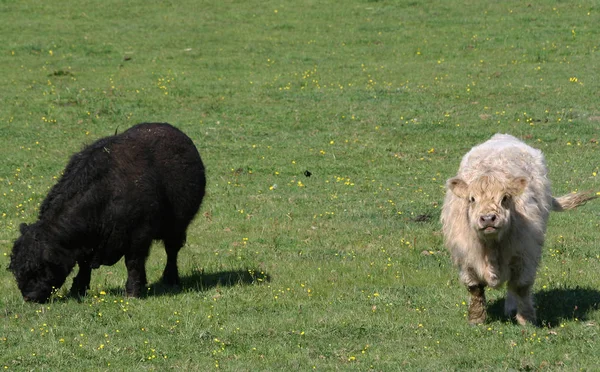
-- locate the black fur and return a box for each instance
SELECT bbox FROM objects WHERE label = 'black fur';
[9,123,206,303]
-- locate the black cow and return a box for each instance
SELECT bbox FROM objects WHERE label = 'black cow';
[9,123,206,303]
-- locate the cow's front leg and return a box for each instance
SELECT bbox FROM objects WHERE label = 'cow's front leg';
[70,261,92,298]
[507,254,538,325]
[124,255,147,297]
[507,284,536,326]
[467,284,487,324]
[460,268,487,324]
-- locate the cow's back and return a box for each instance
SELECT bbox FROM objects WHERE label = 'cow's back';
[109,123,206,236]
[458,134,546,182]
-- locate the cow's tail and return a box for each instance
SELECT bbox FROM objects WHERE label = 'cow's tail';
[551,191,598,212]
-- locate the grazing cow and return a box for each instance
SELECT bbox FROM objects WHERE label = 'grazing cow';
[441,134,596,325]
[9,123,206,303]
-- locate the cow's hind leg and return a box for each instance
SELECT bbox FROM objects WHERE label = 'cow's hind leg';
[70,261,92,298]
[161,231,186,287]
[468,284,487,324]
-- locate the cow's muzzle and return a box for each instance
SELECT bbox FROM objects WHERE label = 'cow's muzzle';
[479,214,499,234]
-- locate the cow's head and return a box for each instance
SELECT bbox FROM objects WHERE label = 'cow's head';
[447,174,527,240]
[9,223,75,303]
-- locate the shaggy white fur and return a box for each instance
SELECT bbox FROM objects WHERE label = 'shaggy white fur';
[441,134,596,325]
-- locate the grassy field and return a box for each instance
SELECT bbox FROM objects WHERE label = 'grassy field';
[1,0,599,370]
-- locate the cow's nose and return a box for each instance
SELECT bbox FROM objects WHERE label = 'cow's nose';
[479,214,497,225]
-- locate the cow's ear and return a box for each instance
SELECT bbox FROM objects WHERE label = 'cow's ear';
[508,177,527,196]
[19,223,29,235]
[447,177,469,199]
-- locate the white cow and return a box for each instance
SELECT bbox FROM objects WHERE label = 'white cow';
[441,134,596,325]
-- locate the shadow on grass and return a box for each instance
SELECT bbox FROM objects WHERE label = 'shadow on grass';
[77,268,270,299]
[150,268,271,296]
[487,286,600,327]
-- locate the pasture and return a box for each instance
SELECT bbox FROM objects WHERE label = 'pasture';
[1,0,599,370]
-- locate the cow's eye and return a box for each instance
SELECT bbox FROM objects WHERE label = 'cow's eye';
[469,196,475,203]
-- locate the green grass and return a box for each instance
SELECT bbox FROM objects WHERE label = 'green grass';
[1,0,599,370]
